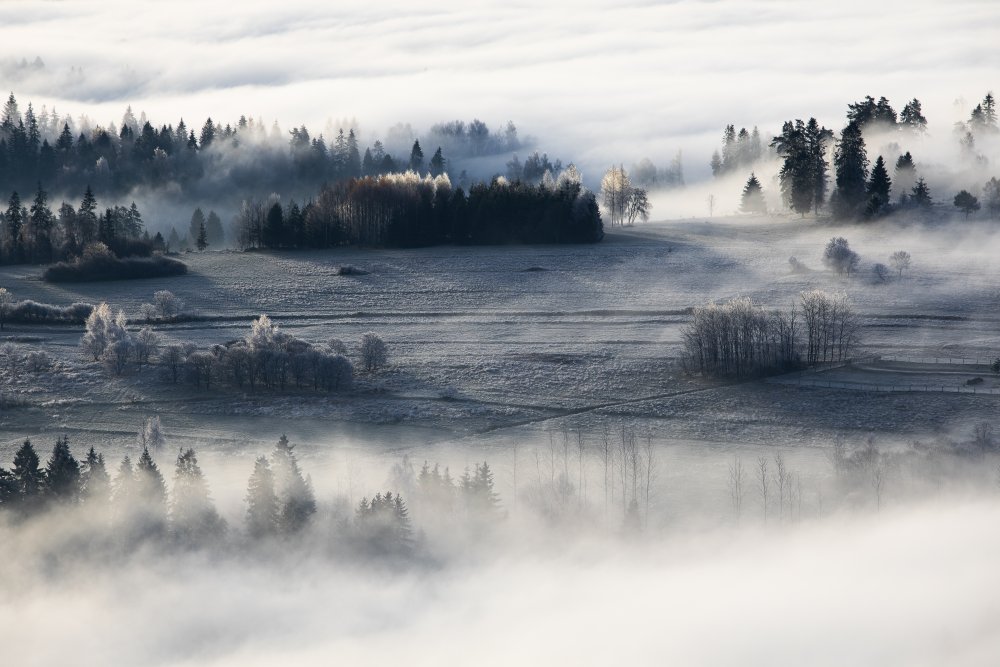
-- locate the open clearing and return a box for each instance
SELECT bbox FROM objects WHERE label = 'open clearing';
[2,216,999,477]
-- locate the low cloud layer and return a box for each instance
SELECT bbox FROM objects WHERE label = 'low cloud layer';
[1,0,997,180]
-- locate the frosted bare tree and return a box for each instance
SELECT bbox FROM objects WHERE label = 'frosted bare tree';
[360,332,388,373]
[728,456,746,525]
[757,456,770,522]
[773,452,788,521]
[889,251,911,279]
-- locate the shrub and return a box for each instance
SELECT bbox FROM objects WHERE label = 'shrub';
[872,263,890,283]
[822,237,860,276]
[6,300,94,324]
[360,332,389,373]
[26,350,51,372]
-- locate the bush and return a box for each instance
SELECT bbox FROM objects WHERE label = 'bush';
[6,300,94,324]
[872,263,890,283]
[44,247,187,283]
[822,237,860,276]
[336,265,369,276]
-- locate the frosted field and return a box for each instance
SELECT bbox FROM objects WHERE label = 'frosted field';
[2,215,999,505]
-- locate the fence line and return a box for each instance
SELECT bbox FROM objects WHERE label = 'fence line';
[769,376,1000,395]
[877,354,996,366]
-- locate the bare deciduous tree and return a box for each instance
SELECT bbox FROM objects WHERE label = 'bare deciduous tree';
[757,456,770,522]
[728,456,746,525]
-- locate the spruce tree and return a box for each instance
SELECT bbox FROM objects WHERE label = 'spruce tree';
[740,173,767,214]
[135,446,168,529]
[263,202,284,248]
[910,178,932,209]
[205,210,225,246]
[408,140,424,173]
[81,446,110,506]
[900,99,928,133]
[5,191,24,261]
[865,156,892,218]
[429,147,446,177]
[44,435,81,503]
[245,455,278,538]
[832,123,869,219]
[271,435,316,534]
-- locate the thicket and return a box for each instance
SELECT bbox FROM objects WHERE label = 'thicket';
[683,290,860,377]
[44,243,186,282]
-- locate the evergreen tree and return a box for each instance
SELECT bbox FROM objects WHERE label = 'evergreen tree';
[709,150,722,177]
[188,208,206,243]
[196,220,208,251]
[28,183,54,262]
[408,140,424,172]
[831,123,870,219]
[805,119,834,214]
[135,445,168,528]
[80,446,110,506]
[78,185,98,245]
[740,173,767,214]
[205,210,225,246]
[245,455,278,538]
[983,92,998,132]
[900,98,928,133]
[199,118,216,148]
[865,156,892,218]
[910,178,933,209]
[270,435,316,534]
[170,448,225,542]
[263,202,284,248]
[894,152,917,203]
[5,191,24,261]
[44,435,81,503]
[429,147,446,176]
[11,439,44,513]
[346,129,362,178]
[111,455,137,525]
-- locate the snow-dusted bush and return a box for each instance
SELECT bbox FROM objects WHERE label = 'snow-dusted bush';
[360,332,389,373]
[26,350,51,372]
[154,290,184,319]
[1,343,20,379]
[328,338,348,355]
[872,263,890,284]
[8,300,93,324]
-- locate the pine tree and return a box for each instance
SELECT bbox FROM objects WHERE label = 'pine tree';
[44,435,80,503]
[894,152,916,203]
[29,183,54,262]
[199,118,216,148]
[865,156,892,218]
[245,455,278,538]
[171,448,225,542]
[111,455,137,524]
[346,129,362,178]
[740,173,767,214]
[78,185,98,245]
[263,202,284,248]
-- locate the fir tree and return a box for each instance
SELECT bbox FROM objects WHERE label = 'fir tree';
[865,156,892,218]
[196,220,208,251]
[429,147,446,176]
[910,178,933,209]
[188,208,206,243]
[900,98,928,133]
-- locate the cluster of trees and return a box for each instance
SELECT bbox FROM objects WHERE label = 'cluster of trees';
[0,92,526,201]
[631,153,685,189]
[84,308,378,392]
[234,170,603,248]
[683,291,860,377]
[771,119,834,216]
[727,452,805,525]
[0,432,512,556]
[710,125,764,176]
[0,184,161,264]
[599,165,651,227]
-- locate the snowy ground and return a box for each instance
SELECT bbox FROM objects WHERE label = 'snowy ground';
[1,214,999,508]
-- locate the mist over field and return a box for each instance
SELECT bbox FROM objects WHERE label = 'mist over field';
[2,0,1000,665]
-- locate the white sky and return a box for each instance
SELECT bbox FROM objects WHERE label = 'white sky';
[0,0,998,179]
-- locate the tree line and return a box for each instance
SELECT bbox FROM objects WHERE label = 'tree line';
[233,170,603,249]
[0,432,504,556]
[0,92,530,202]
